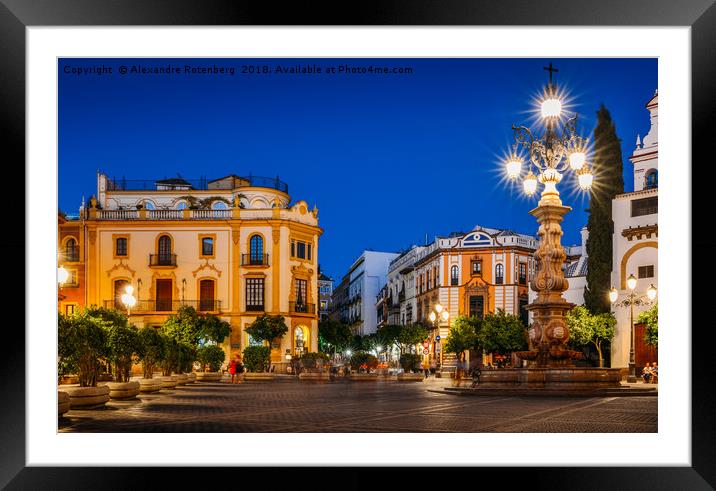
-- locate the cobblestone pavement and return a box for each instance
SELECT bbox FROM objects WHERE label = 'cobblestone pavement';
[59,379,657,433]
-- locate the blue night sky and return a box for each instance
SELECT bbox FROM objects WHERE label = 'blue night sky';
[59,58,657,280]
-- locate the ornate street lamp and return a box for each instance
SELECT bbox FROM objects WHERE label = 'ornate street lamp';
[504,63,593,367]
[121,284,137,317]
[428,303,449,371]
[610,277,657,383]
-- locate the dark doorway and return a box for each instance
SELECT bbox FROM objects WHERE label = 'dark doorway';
[156,279,173,311]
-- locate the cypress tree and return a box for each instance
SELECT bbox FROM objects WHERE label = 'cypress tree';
[584,105,624,313]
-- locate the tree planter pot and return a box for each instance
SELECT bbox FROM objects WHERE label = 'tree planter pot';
[184,373,196,384]
[397,372,424,382]
[244,372,275,382]
[104,381,141,400]
[196,371,222,382]
[58,391,70,416]
[299,372,330,382]
[63,385,110,409]
[159,375,178,389]
[350,373,379,381]
[138,378,163,393]
[173,373,188,385]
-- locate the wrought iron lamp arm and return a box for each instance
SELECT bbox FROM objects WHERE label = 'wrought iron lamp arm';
[512,125,543,172]
[613,293,655,308]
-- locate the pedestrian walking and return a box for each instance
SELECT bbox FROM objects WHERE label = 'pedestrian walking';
[422,359,430,379]
[429,358,437,377]
[228,357,237,384]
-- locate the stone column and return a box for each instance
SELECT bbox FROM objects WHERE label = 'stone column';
[522,188,579,367]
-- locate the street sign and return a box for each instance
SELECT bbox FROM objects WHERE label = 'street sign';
[435,336,441,341]
[436,347,441,353]
[423,341,429,348]
[423,349,429,355]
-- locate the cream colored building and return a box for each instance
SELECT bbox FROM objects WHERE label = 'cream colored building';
[611,91,659,369]
[75,172,322,373]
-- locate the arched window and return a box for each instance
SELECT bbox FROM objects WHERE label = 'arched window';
[158,235,172,255]
[294,327,305,356]
[249,235,264,264]
[212,201,228,210]
[154,235,173,266]
[199,279,215,311]
[495,264,504,285]
[450,265,459,286]
[645,169,658,189]
[65,238,78,261]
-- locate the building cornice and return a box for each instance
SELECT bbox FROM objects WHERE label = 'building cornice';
[621,224,658,241]
[614,188,658,200]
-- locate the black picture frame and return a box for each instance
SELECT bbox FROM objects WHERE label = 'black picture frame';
[3,0,713,488]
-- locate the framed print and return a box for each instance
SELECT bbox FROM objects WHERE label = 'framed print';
[3,0,715,488]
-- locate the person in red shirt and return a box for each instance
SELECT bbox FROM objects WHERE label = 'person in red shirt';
[228,358,237,384]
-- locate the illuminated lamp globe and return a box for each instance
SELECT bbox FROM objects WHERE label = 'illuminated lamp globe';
[540,97,562,119]
[125,285,134,295]
[58,266,69,285]
[569,151,586,171]
[627,274,638,291]
[523,171,538,196]
[647,284,657,301]
[505,156,522,179]
[609,287,618,303]
[441,310,450,322]
[577,166,594,191]
[429,312,437,322]
[121,293,137,308]
[435,304,443,313]
[346,350,352,357]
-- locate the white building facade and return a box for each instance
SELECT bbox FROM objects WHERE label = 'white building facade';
[345,251,400,335]
[382,245,425,326]
[610,90,659,369]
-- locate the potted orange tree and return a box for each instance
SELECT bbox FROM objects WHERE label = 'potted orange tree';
[58,310,111,409]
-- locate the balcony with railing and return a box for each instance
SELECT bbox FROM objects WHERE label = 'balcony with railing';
[241,254,270,266]
[105,174,289,193]
[149,253,177,267]
[103,299,222,313]
[289,302,316,315]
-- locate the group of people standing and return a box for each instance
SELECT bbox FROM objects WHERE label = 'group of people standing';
[227,355,244,384]
[641,362,658,384]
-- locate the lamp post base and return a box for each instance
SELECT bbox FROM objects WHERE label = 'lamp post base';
[627,363,637,383]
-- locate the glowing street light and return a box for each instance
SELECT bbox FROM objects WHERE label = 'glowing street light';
[610,278,657,383]
[121,284,137,316]
[58,266,69,286]
[505,63,593,198]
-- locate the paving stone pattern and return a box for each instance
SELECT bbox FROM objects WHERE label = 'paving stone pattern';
[59,380,657,433]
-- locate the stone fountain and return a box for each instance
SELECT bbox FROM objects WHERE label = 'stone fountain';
[472,65,624,393]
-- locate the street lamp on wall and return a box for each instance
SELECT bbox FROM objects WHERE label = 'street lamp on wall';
[610,276,657,383]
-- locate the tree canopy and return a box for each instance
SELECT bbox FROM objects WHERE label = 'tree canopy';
[245,314,289,344]
[566,305,616,367]
[638,304,658,347]
[318,319,352,352]
[444,315,480,356]
[478,310,528,355]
